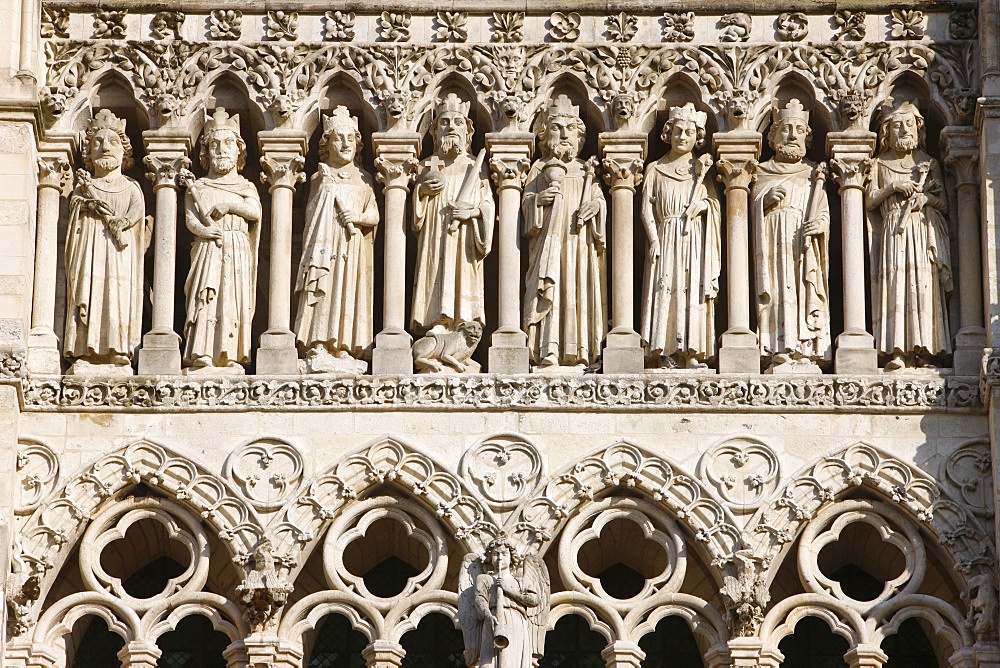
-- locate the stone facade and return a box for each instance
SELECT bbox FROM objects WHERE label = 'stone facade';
[0,0,997,666]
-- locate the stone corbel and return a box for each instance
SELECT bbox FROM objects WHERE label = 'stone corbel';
[28,137,75,375]
[372,132,421,375]
[486,132,534,373]
[827,130,878,374]
[117,642,162,668]
[602,641,645,668]
[257,130,308,375]
[599,131,647,373]
[714,129,761,373]
[844,645,888,668]
[138,130,193,375]
[363,640,407,668]
[942,126,985,375]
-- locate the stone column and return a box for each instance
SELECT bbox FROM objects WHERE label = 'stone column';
[137,130,191,375]
[602,641,645,668]
[728,637,764,668]
[828,131,878,374]
[257,131,307,375]
[844,645,887,668]
[233,637,303,668]
[486,132,533,373]
[371,133,420,375]
[714,130,761,373]
[118,641,162,668]
[599,131,646,373]
[363,639,407,668]
[942,126,985,375]
[27,138,73,374]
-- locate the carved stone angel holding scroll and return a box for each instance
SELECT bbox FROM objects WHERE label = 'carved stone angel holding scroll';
[458,536,549,668]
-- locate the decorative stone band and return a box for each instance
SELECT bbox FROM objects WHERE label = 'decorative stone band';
[18,374,982,412]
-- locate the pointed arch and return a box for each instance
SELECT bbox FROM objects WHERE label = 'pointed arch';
[180,66,269,139]
[385,590,461,643]
[868,594,972,658]
[635,70,721,138]
[523,67,609,139]
[46,53,154,134]
[296,70,380,139]
[753,70,836,140]
[546,596,619,643]
[415,72,495,140]
[141,594,248,642]
[270,435,500,573]
[506,441,742,565]
[278,591,384,644]
[759,593,865,650]
[626,593,729,649]
[32,592,141,647]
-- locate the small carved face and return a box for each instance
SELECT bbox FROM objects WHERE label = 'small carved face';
[490,545,512,571]
[207,129,240,175]
[612,94,634,121]
[771,119,808,159]
[271,95,294,121]
[155,93,180,119]
[497,49,524,79]
[840,95,864,124]
[727,96,750,124]
[667,118,698,154]
[460,320,484,345]
[888,112,919,152]
[435,111,470,155]
[544,116,582,161]
[325,126,358,166]
[501,95,520,120]
[386,92,408,119]
[88,127,124,173]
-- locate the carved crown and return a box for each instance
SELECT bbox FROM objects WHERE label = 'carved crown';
[546,94,580,119]
[880,98,923,123]
[89,109,126,134]
[323,106,359,134]
[435,93,471,117]
[668,102,707,128]
[205,107,241,135]
[773,98,809,125]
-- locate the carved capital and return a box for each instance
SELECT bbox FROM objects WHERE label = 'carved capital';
[489,156,531,190]
[602,157,643,190]
[143,154,192,190]
[829,156,871,191]
[36,156,72,191]
[942,126,979,187]
[716,157,757,192]
[260,155,306,191]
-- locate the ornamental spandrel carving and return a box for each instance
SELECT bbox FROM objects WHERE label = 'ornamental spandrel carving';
[461,434,545,511]
[41,6,70,39]
[943,441,993,517]
[698,438,780,514]
[223,438,307,511]
[15,440,59,515]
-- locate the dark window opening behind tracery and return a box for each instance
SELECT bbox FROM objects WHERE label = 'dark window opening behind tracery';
[538,614,606,668]
[71,616,125,668]
[882,618,939,668]
[639,616,704,668]
[400,612,466,668]
[778,616,849,668]
[156,614,229,668]
[307,613,367,668]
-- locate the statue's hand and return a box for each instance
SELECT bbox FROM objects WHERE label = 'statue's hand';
[337,208,363,227]
[208,203,230,221]
[802,218,825,237]
[764,187,786,210]
[892,180,916,197]
[684,199,708,220]
[420,174,446,195]
[197,225,223,241]
[449,206,478,222]
[577,200,601,224]
[535,185,560,207]
[490,614,500,629]
[910,193,928,212]
[648,241,661,260]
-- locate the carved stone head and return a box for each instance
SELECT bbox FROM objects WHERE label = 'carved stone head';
[200,107,246,174]
[611,93,635,128]
[725,94,751,130]
[321,106,362,167]
[271,95,295,123]
[485,534,514,572]
[432,93,474,157]
[459,320,484,347]
[500,95,521,123]
[662,103,707,155]
[497,47,525,85]
[541,94,586,162]
[879,99,925,155]
[767,98,812,163]
[839,93,865,128]
[84,109,133,174]
[381,90,411,127]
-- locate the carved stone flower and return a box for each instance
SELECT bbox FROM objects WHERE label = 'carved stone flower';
[775,12,808,41]
[378,12,411,42]
[548,12,582,42]
[949,10,977,39]
[41,7,70,38]
[889,9,925,40]
[325,11,356,41]
[266,11,299,41]
[832,10,866,41]
[662,12,695,42]
[606,12,638,42]
[719,13,752,42]
[209,10,242,40]
[491,12,524,43]
[93,11,127,39]
[434,11,468,42]
[151,11,185,40]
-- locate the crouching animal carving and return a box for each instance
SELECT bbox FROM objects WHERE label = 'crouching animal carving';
[412,321,483,373]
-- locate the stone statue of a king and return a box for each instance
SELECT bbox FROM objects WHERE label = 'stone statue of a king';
[410,93,495,372]
[866,100,952,371]
[295,106,380,374]
[64,109,149,374]
[751,99,831,372]
[182,108,262,374]
[640,103,721,370]
[522,95,608,371]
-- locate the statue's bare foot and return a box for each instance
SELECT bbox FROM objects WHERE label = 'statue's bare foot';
[190,355,212,368]
[885,355,906,371]
[110,353,130,366]
[686,357,708,370]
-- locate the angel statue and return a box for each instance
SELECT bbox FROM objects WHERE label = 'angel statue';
[458,536,550,668]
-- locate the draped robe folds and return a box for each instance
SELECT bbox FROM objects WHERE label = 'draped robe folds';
[867,152,952,358]
[183,177,261,367]
[411,154,495,334]
[640,159,721,361]
[64,176,148,360]
[294,163,380,357]
[474,573,537,668]
[522,159,608,367]
[751,159,831,362]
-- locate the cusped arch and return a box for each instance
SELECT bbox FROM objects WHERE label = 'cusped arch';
[141,594,248,643]
[385,591,461,643]
[524,69,608,137]
[626,593,729,649]
[32,592,141,648]
[635,70,721,137]
[546,596,619,643]
[180,67,269,138]
[506,440,742,564]
[278,591,384,644]
[18,438,264,616]
[752,69,836,136]
[47,57,153,134]
[270,435,500,575]
[760,593,864,652]
[295,70,380,138]
[867,594,972,658]
[415,72,495,139]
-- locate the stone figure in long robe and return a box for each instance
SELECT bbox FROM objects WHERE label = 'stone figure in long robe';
[522,95,608,371]
[410,93,495,372]
[182,108,262,373]
[458,537,550,668]
[64,109,150,374]
[640,103,721,369]
[865,100,952,371]
[295,107,380,374]
[751,99,831,372]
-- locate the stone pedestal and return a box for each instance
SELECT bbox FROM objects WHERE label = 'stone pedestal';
[602,641,645,668]
[118,642,161,668]
[363,640,407,668]
[844,645,887,668]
